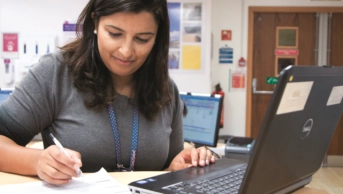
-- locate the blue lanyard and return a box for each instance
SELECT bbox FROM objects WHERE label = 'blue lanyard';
[108,104,139,171]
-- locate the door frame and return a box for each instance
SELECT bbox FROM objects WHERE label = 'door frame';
[246,6,343,136]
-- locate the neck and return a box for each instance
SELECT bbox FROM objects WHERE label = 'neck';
[112,75,134,97]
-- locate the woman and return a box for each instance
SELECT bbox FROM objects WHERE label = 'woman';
[0,0,215,185]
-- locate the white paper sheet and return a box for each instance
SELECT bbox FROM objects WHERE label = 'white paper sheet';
[276,81,313,115]
[327,85,343,106]
[0,168,131,193]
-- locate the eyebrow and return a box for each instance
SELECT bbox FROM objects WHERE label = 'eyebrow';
[105,25,156,36]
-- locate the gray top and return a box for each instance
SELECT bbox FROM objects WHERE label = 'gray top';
[0,51,184,172]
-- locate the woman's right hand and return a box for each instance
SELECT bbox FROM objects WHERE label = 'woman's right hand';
[35,145,82,185]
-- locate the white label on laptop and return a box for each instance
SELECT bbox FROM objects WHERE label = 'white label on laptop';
[277,81,313,115]
[327,86,343,106]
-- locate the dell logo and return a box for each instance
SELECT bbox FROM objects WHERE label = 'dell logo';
[301,119,313,139]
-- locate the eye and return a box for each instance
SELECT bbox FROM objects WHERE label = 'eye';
[136,37,149,43]
[109,32,121,37]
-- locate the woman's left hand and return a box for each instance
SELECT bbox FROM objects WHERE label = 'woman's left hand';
[167,147,216,171]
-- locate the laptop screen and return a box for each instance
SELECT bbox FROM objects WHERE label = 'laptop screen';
[180,92,223,148]
[0,89,13,105]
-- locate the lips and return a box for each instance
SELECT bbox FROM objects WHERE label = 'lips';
[113,56,134,66]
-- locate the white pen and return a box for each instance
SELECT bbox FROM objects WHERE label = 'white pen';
[49,133,84,178]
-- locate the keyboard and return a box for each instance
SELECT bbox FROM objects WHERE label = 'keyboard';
[162,165,247,194]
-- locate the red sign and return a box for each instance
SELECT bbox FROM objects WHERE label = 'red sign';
[221,30,232,41]
[3,33,18,52]
[275,49,299,56]
[232,72,245,89]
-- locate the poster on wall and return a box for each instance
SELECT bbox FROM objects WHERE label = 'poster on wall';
[62,20,78,46]
[2,33,19,58]
[167,1,205,72]
[219,45,233,64]
[231,70,246,90]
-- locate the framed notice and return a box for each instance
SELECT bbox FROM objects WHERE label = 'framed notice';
[2,33,19,58]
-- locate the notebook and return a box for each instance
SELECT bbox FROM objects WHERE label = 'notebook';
[129,65,343,194]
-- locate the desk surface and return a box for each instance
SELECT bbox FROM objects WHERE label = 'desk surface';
[18,141,342,193]
[1,168,342,194]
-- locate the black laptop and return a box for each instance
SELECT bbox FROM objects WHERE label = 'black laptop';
[129,65,343,194]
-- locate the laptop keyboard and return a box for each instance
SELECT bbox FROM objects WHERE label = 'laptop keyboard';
[162,165,247,194]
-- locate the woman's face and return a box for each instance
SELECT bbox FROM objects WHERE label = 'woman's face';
[96,11,158,80]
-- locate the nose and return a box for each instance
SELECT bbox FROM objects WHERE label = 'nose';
[119,39,134,58]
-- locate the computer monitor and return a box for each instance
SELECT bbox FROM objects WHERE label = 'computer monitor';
[180,92,223,148]
[0,88,13,105]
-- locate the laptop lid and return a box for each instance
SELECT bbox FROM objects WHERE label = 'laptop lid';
[240,65,343,193]
[128,65,343,194]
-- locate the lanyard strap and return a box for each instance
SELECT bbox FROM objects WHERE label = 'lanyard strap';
[108,104,139,171]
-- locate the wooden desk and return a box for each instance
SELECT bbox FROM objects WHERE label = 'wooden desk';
[20,141,342,193]
[1,168,341,194]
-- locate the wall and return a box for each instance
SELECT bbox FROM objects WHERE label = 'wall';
[0,0,212,91]
[168,0,212,93]
[211,0,343,137]
[0,0,88,87]
[1,0,343,138]
[211,0,246,137]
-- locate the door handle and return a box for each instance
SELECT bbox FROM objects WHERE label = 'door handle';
[252,78,273,94]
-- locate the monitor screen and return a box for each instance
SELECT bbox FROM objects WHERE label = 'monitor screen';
[0,89,13,105]
[180,92,223,148]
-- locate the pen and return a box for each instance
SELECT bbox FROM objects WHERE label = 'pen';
[49,133,84,178]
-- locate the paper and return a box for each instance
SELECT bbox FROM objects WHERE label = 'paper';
[276,81,313,115]
[208,145,225,157]
[327,85,343,106]
[0,168,131,193]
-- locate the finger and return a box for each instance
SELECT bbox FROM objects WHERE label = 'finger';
[206,149,213,165]
[39,170,71,185]
[46,163,74,179]
[207,149,216,163]
[190,148,199,166]
[197,147,208,166]
[67,150,83,169]
[36,158,73,185]
[211,155,216,163]
[70,156,82,169]
[178,148,194,163]
[49,146,81,177]
[46,153,79,178]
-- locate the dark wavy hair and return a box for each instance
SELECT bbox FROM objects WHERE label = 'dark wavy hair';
[60,0,171,120]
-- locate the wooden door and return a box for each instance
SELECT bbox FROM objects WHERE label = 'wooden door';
[250,12,316,138]
[247,7,343,156]
[327,13,343,155]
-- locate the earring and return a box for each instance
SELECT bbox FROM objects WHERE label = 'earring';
[94,29,97,34]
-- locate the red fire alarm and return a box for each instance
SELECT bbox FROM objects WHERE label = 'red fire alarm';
[238,57,246,67]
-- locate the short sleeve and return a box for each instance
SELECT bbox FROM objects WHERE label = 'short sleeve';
[0,53,60,146]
